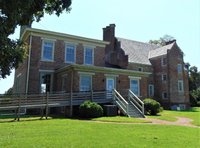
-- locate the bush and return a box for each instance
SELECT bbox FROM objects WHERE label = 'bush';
[144,98,162,115]
[79,100,103,118]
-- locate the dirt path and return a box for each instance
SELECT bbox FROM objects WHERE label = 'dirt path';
[142,116,199,128]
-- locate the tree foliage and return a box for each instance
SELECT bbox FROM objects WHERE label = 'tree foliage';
[4,87,13,95]
[149,34,175,46]
[0,0,72,78]
[188,65,200,106]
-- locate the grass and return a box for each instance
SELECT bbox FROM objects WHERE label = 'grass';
[0,118,199,148]
[147,107,200,126]
[92,116,151,123]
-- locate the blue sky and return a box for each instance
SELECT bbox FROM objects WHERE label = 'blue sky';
[0,0,199,94]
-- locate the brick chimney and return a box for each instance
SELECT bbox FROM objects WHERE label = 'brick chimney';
[103,24,116,51]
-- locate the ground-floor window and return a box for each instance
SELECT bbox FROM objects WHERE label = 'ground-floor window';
[178,80,184,93]
[80,75,92,91]
[130,78,140,96]
[162,92,168,99]
[148,84,154,97]
[40,72,53,93]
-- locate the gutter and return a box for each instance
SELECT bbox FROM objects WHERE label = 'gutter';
[25,34,32,94]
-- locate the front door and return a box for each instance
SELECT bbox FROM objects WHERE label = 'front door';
[106,78,115,91]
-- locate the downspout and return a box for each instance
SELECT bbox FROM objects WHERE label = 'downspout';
[25,34,32,94]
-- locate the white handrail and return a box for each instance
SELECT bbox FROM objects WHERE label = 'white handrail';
[113,89,128,105]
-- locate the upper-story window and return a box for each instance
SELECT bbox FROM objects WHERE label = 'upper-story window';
[65,44,76,63]
[177,64,182,73]
[84,47,93,65]
[41,40,55,61]
[162,74,167,81]
[161,57,167,66]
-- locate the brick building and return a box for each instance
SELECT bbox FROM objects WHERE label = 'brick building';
[13,24,190,109]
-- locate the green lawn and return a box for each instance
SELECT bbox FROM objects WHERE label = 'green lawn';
[0,118,199,148]
[147,107,200,126]
[92,116,150,123]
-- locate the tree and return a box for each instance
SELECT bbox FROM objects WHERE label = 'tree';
[0,0,72,78]
[4,87,13,95]
[149,34,175,46]
[188,65,200,106]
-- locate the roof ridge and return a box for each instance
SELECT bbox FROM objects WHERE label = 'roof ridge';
[117,37,159,48]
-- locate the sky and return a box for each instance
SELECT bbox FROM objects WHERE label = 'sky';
[0,0,200,94]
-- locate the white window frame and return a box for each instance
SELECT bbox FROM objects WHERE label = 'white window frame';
[162,92,168,99]
[148,84,154,97]
[79,74,93,91]
[41,39,55,62]
[177,64,182,73]
[84,46,94,65]
[162,74,167,81]
[178,80,184,93]
[65,43,76,64]
[129,77,141,97]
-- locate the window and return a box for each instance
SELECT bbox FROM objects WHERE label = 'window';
[130,79,140,96]
[40,73,53,93]
[161,57,167,66]
[178,80,184,93]
[65,44,76,63]
[138,67,143,72]
[84,47,93,65]
[162,92,167,99]
[177,64,182,73]
[80,75,92,91]
[41,40,54,61]
[148,84,154,97]
[162,74,167,81]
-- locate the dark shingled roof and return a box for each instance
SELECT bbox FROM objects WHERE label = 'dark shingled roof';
[117,37,158,65]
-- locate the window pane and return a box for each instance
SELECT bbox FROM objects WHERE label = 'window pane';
[85,48,93,65]
[43,42,53,60]
[177,64,182,73]
[130,80,139,96]
[80,75,91,91]
[66,45,75,63]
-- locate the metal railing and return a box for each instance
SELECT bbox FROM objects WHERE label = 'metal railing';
[128,89,144,115]
[112,89,128,115]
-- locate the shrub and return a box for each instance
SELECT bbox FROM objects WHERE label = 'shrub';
[144,98,162,115]
[79,100,103,118]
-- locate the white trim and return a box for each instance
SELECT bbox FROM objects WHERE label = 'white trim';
[41,39,55,62]
[64,41,78,45]
[84,46,94,65]
[148,84,154,97]
[128,76,141,80]
[78,72,95,75]
[83,44,96,49]
[65,43,76,64]
[104,74,119,77]
[41,37,56,42]
[129,78,140,96]
[26,34,32,94]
